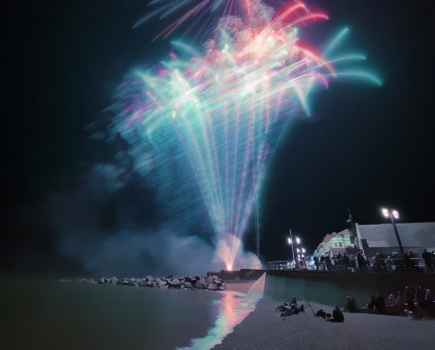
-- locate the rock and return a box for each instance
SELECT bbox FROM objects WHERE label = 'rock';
[119,278,135,286]
[157,280,167,288]
[183,282,193,289]
[194,278,207,289]
[108,277,118,284]
[71,274,224,291]
[207,283,218,291]
[168,278,181,288]
[184,277,194,283]
[137,279,146,287]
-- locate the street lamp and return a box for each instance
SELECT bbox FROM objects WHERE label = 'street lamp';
[381,207,404,255]
[287,230,302,269]
[287,236,295,267]
[301,248,306,254]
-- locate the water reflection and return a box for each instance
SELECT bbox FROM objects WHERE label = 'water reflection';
[178,273,265,350]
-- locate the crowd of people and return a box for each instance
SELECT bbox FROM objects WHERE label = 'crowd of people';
[276,298,345,322]
[313,249,434,273]
[345,285,435,318]
[275,285,435,322]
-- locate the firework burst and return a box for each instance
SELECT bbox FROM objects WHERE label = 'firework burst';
[115,1,381,269]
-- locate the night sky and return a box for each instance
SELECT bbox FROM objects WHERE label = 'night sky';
[6,1,435,273]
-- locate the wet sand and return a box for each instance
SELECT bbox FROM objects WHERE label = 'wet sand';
[225,281,255,294]
[213,297,435,350]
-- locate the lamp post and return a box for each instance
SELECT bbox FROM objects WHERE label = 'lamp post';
[287,236,295,268]
[287,229,301,269]
[381,207,404,255]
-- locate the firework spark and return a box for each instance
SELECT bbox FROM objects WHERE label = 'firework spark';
[135,0,289,39]
[115,1,381,269]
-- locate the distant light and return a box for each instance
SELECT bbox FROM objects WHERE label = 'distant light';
[295,237,301,245]
[296,248,300,253]
[381,208,390,218]
[226,264,233,271]
[392,210,400,220]
[287,237,293,245]
[302,248,306,253]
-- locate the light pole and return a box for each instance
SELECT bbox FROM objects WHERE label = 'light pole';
[287,229,301,269]
[381,207,404,255]
[287,236,294,266]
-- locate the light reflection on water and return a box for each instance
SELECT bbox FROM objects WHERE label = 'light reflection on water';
[178,273,266,350]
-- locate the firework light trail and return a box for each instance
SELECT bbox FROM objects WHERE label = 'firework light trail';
[114,0,381,270]
[135,0,276,39]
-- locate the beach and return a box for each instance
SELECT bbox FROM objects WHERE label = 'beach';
[5,276,435,350]
[213,296,435,350]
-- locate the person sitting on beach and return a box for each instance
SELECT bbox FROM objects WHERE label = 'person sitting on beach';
[276,298,296,313]
[316,309,326,319]
[368,296,376,313]
[279,297,305,317]
[345,296,358,313]
[316,309,331,320]
[276,302,289,312]
[331,306,345,322]
[375,295,386,314]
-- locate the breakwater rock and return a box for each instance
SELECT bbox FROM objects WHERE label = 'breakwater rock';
[59,275,226,291]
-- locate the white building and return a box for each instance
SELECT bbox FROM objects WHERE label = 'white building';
[314,222,435,258]
[313,229,356,258]
[356,222,435,257]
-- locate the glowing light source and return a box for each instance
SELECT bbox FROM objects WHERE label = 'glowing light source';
[381,207,390,218]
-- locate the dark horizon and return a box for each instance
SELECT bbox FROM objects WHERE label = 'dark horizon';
[5,0,435,273]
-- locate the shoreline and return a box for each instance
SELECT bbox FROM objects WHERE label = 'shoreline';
[224,280,255,294]
[179,275,265,350]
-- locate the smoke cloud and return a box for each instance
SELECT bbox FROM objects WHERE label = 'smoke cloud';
[48,154,261,275]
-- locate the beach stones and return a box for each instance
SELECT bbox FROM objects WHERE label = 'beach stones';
[183,282,193,289]
[194,278,207,289]
[65,273,225,291]
[207,283,218,291]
